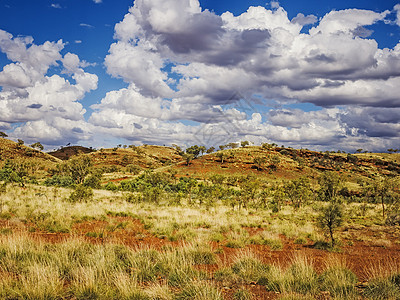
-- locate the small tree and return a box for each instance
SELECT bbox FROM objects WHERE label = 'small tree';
[17,139,24,148]
[172,144,184,156]
[186,145,201,158]
[216,151,226,163]
[253,156,266,171]
[228,142,239,149]
[318,171,342,202]
[0,131,7,138]
[285,177,313,209]
[65,154,93,184]
[206,147,215,154]
[317,202,343,247]
[269,155,280,171]
[241,141,250,148]
[182,153,194,166]
[30,142,44,151]
[199,146,206,155]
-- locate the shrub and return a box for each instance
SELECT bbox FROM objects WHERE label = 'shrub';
[317,202,343,247]
[44,175,75,187]
[68,185,93,203]
[104,182,118,191]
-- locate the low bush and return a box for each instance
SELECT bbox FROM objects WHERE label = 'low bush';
[68,185,93,203]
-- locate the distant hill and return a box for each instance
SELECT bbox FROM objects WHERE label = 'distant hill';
[48,146,96,160]
[0,138,60,164]
[170,146,400,182]
[2,138,400,186]
[88,145,182,170]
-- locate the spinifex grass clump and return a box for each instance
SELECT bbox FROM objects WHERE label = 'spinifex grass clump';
[230,250,271,284]
[176,281,223,300]
[319,257,358,299]
[0,234,220,299]
[264,254,319,296]
[364,261,400,299]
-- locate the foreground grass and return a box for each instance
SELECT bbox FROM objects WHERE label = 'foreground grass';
[0,233,398,299]
[0,184,395,299]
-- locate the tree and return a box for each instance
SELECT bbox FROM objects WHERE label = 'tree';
[285,177,313,209]
[182,153,194,166]
[30,142,44,151]
[241,141,250,148]
[199,146,207,155]
[0,131,7,138]
[206,147,215,154]
[239,178,260,209]
[317,202,343,247]
[65,155,93,184]
[367,177,400,220]
[270,183,285,212]
[17,139,24,148]
[0,159,28,186]
[318,171,342,202]
[186,145,201,158]
[227,142,239,149]
[253,156,266,171]
[216,151,227,163]
[172,144,184,156]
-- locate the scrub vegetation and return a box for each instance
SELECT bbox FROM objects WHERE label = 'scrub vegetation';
[0,138,400,299]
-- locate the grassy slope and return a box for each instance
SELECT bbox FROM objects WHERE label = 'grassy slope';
[0,138,60,165]
[44,144,400,185]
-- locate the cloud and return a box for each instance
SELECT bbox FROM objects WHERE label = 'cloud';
[93,0,102,3]
[291,13,318,26]
[0,30,98,146]
[3,1,400,152]
[88,0,400,152]
[80,23,94,28]
[51,3,62,9]
[395,4,400,26]
[270,1,280,9]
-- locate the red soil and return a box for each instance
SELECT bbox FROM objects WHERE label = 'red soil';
[1,216,399,299]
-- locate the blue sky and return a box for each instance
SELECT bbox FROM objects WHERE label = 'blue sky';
[1,0,400,152]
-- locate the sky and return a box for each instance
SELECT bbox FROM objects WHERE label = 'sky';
[1,0,400,152]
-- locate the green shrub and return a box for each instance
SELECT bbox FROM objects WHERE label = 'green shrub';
[69,185,93,203]
[104,182,118,191]
[44,175,75,187]
[294,237,308,245]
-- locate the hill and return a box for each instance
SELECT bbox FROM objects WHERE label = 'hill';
[48,146,96,160]
[88,145,182,171]
[65,143,400,186]
[153,145,400,182]
[0,138,60,164]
